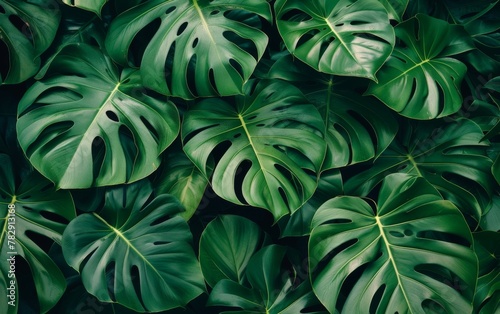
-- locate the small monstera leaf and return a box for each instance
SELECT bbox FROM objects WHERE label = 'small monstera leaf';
[105,0,272,99]
[62,181,205,312]
[473,231,500,313]
[154,150,209,220]
[268,55,398,171]
[199,215,267,288]
[182,79,326,220]
[310,173,477,313]
[208,245,327,314]
[366,14,475,119]
[344,119,496,225]
[0,0,60,84]
[61,0,108,16]
[0,154,75,314]
[17,44,180,189]
[275,0,395,80]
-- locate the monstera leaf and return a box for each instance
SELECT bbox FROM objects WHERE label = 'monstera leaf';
[344,119,496,224]
[17,44,180,189]
[208,245,327,314]
[310,173,477,313]
[182,79,326,220]
[62,181,205,312]
[105,0,272,99]
[268,55,398,170]
[275,0,395,81]
[61,0,108,16]
[199,215,267,288]
[154,150,209,220]
[0,0,60,84]
[365,14,475,119]
[378,0,409,21]
[473,231,500,313]
[0,154,75,313]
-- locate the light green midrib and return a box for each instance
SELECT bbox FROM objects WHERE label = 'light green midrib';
[193,0,215,44]
[238,113,269,187]
[407,154,422,177]
[376,216,414,313]
[92,212,165,281]
[0,196,17,252]
[325,18,359,66]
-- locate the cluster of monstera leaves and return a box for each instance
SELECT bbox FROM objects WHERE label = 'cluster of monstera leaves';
[0,0,499,313]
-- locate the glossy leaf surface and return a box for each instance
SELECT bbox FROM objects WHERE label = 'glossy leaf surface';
[17,44,180,189]
[310,173,477,313]
[366,14,475,119]
[182,79,326,220]
[62,181,205,312]
[275,0,394,81]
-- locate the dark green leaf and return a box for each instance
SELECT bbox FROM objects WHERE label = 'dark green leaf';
[366,14,475,119]
[17,44,180,189]
[182,79,326,220]
[473,231,500,313]
[310,173,477,313]
[275,0,395,81]
[62,181,205,312]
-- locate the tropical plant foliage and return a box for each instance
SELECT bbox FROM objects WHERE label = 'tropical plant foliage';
[0,0,498,313]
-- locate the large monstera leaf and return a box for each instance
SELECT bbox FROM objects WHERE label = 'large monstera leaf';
[182,79,326,220]
[275,0,395,81]
[208,245,327,314]
[105,0,272,99]
[345,119,496,225]
[310,173,477,313]
[0,0,60,84]
[17,44,180,189]
[62,181,205,312]
[365,14,475,119]
[268,55,398,170]
[0,154,75,313]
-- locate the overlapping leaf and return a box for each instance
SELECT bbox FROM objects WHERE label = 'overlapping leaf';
[0,0,60,84]
[310,173,477,313]
[62,181,205,312]
[0,154,75,314]
[366,14,475,119]
[17,44,180,189]
[275,0,395,80]
[473,231,500,313]
[105,0,272,99]
[60,0,108,16]
[182,79,326,220]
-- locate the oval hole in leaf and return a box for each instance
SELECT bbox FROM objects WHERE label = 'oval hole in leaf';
[165,6,176,15]
[177,21,188,36]
[40,210,71,225]
[129,18,162,67]
[369,284,387,313]
[106,262,116,301]
[106,110,119,122]
[92,136,106,179]
[235,159,252,204]
[281,9,313,22]
[25,121,75,157]
[186,54,198,95]
[140,116,160,144]
[0,39,8,79]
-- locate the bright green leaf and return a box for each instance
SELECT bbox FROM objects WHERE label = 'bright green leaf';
[310,173,477,313]
[62,180,205,312]
[17,44,180,189]
[182,79,326,220]
[0,0,60,84]
[275,0,395,80]
[105,0,272,99]
[366,14,475,119]
[0,154,75,313]
[60,0,107,16]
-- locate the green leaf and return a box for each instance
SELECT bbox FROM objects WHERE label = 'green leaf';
[0,0,60,84]
[473,231,500,313]
[275,0,395,81]
[0,154,75,313]
[182,79,326,220]
[199,215,266,287]
[268,56,398,170]
[105,0,272,99]
[378,0,409,22]
[493,154,500,185]
[208,245,326,314]
[154,151,209,220]
[62,180,205,312]
[61,0,108,16]
[278,170,343,237]
[366,14,475,119]
[35,6,106,80]
[310,173,477,314]
[345,119,496,225]
[17,44,180,189]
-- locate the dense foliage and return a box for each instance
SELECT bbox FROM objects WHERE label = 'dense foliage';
[1,0,499,313]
